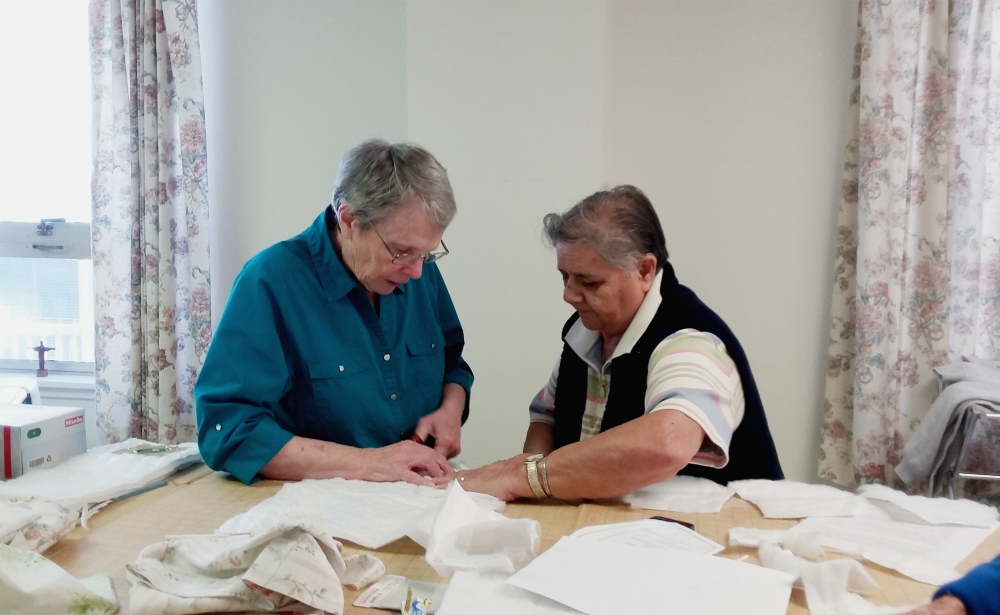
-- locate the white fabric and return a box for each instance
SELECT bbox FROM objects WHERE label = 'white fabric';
[219,477,503,550]
[127,514,383,615]
[730,479,862,518]
[0,543,118,615]
[858,483,998,527]
[757,542,912,615]
[425,482,540,577]
[728,527,825,560]
[0,439,200,512]
[0,495,77,554]
[624,475,735,513]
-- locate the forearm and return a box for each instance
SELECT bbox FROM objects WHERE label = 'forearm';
[440,382,466,418]
[544,410,703,500]
[259,436,372,481]
[523,422,555,455]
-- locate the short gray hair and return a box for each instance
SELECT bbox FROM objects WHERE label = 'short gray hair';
[543,185,669,271]
[331,139,456,227]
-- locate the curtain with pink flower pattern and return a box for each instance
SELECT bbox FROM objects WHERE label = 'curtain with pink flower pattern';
[821,0,1000,491]
[89,0,210,444]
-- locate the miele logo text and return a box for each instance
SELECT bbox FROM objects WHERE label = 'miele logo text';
[64,416,84,427]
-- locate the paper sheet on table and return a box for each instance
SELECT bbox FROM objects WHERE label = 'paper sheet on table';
[425,481,540,577]
[857,484,999,527]
[623,475,735,513]
[757,541,914,615]
[730,479,862,518]
[0,439,200,512]
[570,518,723,555]
[0,543,118,615]
[792,510,1000,585]
[218,477,504,549]
[507,536,795,615]
[438,571,583,615]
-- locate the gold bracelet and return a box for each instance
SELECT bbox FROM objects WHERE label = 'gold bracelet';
[537,456,552,497]
[524,454,547,499]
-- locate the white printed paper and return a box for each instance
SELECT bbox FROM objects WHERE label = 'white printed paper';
[507,536,795,615]
[353,575,448,614]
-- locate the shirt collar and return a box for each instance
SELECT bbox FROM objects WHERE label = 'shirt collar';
[564,269,664,369]
[308,207,409,302]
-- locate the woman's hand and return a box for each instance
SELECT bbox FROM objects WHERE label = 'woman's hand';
[415,383,465,458]
[434,454,534,501]
[362,440,452,487]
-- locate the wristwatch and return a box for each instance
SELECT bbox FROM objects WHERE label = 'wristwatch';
[524,454,548,499]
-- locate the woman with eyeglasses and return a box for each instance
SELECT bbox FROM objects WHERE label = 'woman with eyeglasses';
[195,140,473,485]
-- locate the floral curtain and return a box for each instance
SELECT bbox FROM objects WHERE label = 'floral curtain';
[90,0,211,444]
[821,0,1000,491]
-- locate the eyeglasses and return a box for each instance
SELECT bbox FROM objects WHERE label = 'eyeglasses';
[370,224,449,265]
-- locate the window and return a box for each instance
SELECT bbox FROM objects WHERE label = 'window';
[0,2,92,372]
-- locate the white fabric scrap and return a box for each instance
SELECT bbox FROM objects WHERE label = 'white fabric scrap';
[857,484,998,527]
[126,514,383,615]
[425,481,541,578]
[757,542,913,615]
[623,475,735,513]
[730,480,862,518]
[0,439,200,513]
[728,527,825,560]
[437,571,582,615]
[0,495,77,554]
[219,477,504,550]
[0,542,118,615]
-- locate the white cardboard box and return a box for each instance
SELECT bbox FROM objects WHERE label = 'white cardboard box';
[1,403,86,480]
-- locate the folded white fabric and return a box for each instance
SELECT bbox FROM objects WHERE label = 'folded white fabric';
[858,484,999,527]
[0,439,200,512]
[728,527,825,559]
[0,543,118,615]
[624,475,735,513]
[758,542,912,615]
[126,514,384,615]
[425,482,541,577]
[219,477,504,550]
[730,479,862,518]
[0,495,77,554]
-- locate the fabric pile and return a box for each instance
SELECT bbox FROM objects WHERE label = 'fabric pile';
[897,357,1000,495]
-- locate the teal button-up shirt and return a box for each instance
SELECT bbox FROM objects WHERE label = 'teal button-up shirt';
[195,207,473,483]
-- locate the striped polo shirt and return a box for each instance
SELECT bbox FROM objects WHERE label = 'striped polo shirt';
[528,270,745,468]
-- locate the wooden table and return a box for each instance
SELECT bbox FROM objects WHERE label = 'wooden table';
[44,468,1000,614]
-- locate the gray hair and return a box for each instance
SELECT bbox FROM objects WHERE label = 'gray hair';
[331,139,456,227]
[543,185,669,271]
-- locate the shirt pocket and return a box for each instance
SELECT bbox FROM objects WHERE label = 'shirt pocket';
[303,360,374,443]
[406,335,446,405]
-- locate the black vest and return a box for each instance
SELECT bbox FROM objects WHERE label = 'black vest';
[552,263,783,484]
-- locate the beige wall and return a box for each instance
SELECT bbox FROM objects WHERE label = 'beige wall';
[200,0,858,482]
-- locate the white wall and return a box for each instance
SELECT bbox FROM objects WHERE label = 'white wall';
[603,1,857,480]
[199,0,409,312]
[200,0,858,482]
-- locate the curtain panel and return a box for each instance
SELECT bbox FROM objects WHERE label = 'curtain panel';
[90,0,210,443]
[821,0,1000,490]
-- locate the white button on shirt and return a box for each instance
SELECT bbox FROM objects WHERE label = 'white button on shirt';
[383,354,391,361]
